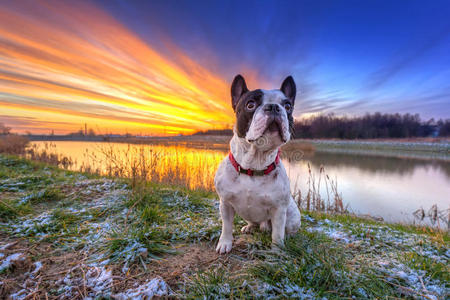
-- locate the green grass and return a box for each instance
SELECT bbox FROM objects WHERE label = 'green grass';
[21,187,64,204]
[0,198,31,221]
[306,210,449,245]
[20,209,83,240]
[106,226,174,263]
[403,251,450,283]
[182,229,402,299]
[185,267,252,299]
[1,154,448,299]
[250,231,399,298]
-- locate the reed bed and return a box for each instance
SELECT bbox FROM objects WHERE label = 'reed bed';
[293,163,346,214]
[0,135,29,155]
[79,143,225,190]
[26,142,74,169]
[413,204,450,230]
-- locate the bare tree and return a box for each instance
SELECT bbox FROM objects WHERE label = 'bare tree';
[0,123,11,135]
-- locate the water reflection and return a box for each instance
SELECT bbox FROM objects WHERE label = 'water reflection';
[31,141,226,190]
[31,141,449,226]
[305,152,450,179]
[284,153,450,226]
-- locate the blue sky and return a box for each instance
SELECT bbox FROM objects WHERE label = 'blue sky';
[0,0,449,134]
[101,0,450,119]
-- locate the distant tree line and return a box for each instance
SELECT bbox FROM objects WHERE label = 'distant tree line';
[193,129,233,136]
[193,113,449,139]
[293,113,449,139]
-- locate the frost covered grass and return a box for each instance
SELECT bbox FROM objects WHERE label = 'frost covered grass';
[181,214,449,299]
[0,154,448,299]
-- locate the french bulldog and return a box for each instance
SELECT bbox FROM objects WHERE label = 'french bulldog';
[214,74,301,254]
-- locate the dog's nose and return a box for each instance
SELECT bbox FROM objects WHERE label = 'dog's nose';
[263,104,281,114]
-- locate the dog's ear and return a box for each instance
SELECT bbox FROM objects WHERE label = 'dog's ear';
[280,76,296,103]
[231,74,248,111]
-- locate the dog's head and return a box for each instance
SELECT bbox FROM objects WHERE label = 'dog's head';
[231,74,296,150]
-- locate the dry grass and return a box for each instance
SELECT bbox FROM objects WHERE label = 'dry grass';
[413,204,450,230]
[0,135,29,155]
[293,163,346,214]
[80,143,224,190]
[0,136,74,169]
[26,143,74,169]
[83,143,316,192]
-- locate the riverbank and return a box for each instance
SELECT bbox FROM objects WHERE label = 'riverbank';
[300,139,450,161]
[0,155,448,299]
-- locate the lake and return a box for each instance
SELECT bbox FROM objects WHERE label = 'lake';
[30,141,449,227]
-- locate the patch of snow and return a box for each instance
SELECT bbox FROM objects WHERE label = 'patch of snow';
[380,263,447,299]
[307,226,351,243]
[0,242,16,250]
[357,287,368,298]
[85,266,113,295]
[302,215,315,222]
[114,277,168,300]
[12,212,52,236]
[9,289,27,300]
[56,264,113,298]
[112,240,149,269]
[256,279,320,299]
[0,253,24,272]
[32,261,43,274]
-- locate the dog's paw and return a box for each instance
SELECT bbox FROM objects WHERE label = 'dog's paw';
[241,224,255,233]
[270,243,283,252]
[271,242,283,252]
[216,238,232,254]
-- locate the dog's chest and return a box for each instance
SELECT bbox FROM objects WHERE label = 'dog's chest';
[215,159,291,223]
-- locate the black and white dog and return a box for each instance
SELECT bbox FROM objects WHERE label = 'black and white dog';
[214,74,301,254]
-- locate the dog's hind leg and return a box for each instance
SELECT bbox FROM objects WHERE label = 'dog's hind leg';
[285,197,301,235]
[259,220,271,232]
[241,221,257,233]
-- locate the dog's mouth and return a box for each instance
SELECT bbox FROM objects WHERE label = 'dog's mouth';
[265,119,283,137]
[247,116,288,144]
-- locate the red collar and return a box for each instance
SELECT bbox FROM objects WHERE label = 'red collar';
[228,149,281,176]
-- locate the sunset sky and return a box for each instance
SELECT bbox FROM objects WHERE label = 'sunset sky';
[1,0,449,135]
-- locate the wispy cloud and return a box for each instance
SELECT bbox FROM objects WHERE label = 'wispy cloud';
[0,1,236,134]
[365,25,450,90]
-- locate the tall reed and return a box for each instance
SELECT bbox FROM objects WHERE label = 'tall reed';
[293,163,346,214]
[26,142,74,169]
[80,143,224,190]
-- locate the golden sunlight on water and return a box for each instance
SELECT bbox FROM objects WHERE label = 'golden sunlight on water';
[30,141,226,190]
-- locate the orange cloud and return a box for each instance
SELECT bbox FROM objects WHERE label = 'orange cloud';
[0,1,235,135]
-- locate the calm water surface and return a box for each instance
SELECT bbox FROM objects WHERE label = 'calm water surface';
[31,141,449,226]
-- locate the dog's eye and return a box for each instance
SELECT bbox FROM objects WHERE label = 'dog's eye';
[284,103,292,111]
[246,100,256,110]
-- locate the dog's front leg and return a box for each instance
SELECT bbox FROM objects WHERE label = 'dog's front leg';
[216,199,235,254]
[270,206,287,248]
